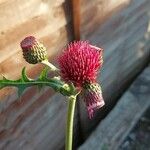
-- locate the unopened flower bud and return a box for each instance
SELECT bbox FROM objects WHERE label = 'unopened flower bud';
[20,36,47,64]
[83,82,105,119]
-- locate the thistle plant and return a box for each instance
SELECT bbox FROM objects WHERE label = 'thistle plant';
[0,36,104,150]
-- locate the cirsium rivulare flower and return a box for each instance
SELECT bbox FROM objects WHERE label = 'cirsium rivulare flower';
[58,41,103,87]
[20,36,47,64]
[83,82,104,119]
[58,41,104,118]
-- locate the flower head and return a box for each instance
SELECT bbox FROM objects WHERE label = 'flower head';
[58,41,104,118]
[20,36,47,64]
[58,41,103,87]
[83,82,104,119]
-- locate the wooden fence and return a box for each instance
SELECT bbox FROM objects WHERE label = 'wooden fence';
[0,0,150,149]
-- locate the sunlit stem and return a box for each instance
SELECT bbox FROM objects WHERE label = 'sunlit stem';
[41,60,59,72]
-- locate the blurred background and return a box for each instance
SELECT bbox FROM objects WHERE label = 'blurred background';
[0,0,150,149]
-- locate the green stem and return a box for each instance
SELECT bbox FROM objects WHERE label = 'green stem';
[65,95,77,150]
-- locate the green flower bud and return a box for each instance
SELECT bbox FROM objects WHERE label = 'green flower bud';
[20,36,47,64]
[83,82,104,119]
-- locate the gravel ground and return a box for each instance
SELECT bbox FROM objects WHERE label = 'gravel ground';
[119,108,150,150]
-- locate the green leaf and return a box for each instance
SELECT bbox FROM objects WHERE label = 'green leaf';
[38,67,49,90]
[0,67,77,97]
[0,76,7,89]
[39,67,49,80]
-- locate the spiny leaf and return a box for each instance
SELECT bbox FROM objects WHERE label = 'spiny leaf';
[21,67,31,82]
[0,67,77,97]
[39,67,49,80]
[38,67,49,90]
[0,76,6,89]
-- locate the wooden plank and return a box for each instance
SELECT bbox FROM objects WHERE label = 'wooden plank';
[72,0,81,40]
[78,0,150,139]
[0,23,73,79]
[0,93,65,150]
[0,0,65,31]
[0,0,150,149]
[81,0,132,37]
[0,1,74,149]
[83,0,149,51]
[0,23,73,105]
[0,91,79,150]
[0,1,71,63]
[0,24,74,149]
[78,65,150,150]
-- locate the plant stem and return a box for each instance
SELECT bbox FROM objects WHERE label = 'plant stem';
[41,60,59,72]
[65,95,77,150]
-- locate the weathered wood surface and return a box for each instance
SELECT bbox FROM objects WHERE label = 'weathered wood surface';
[0,0,75,150]
[0,0,150,149]
[0,0,71,62]
[0,91,80,150]
[79,0,150,139]
[78,65,150,150]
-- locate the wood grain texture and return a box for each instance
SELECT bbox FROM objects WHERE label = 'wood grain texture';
[0,92,66,150]
[0,0,150,149]
[79,0,150,139]
[0,0,74,150]
[72,0,81,40]
[0,0,71,63]
[81,0,131,38]
[0,90,79,150]
[78,65,150,150]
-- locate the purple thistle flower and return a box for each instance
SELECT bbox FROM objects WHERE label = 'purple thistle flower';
[58,41,104,118]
